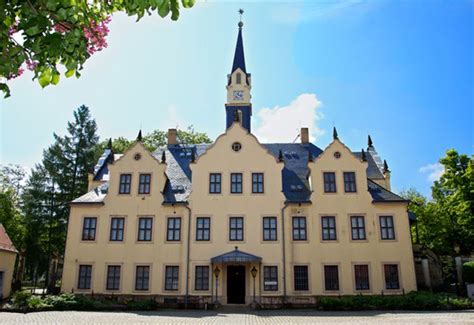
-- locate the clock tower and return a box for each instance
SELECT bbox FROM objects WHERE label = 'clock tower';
[226,13,252,133]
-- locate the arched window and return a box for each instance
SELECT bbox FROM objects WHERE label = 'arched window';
[236,73,241,84]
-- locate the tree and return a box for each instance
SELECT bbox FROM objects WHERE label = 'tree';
[20,105,99,288]
[0,164,27,250]
[95,125,212,156]
[432,149,474,254]
[402,149,474,256]
[1,0,195,97]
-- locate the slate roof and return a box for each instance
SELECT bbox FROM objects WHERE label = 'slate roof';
[72,182,108,204]
[264,143,323,203]
[353,151,385,180]
[367,179,408,203]
[0,223,18,253]
[231,26,246,74]
[155,144,210,204]
[211,248,262,263]
[73,140,406,205]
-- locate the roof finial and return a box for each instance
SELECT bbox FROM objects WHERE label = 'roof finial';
[278,149,284,162]
[107,138,112,150]
[333,126,339,140]
[383,159,390,173]
[137,130,143,142]
[308,150,313,162]
[191,149,196,163]
[161,150,166,163]
[361,148,367,161]
[238,8,244,28]
[368,135,373,149]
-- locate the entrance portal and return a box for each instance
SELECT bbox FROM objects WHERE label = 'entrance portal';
[227,265,245,304]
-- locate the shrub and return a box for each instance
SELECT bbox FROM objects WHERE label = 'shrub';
[11,291,32,309]
[463,261,474,284]
[126,299,157,311]
[317,291,472,311]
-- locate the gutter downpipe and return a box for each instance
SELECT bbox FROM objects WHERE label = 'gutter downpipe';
[184,203,192,309]
[281,201,289,304]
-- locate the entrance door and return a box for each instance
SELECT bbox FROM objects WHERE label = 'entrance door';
[227,265,245,304]
[0,271,4,299]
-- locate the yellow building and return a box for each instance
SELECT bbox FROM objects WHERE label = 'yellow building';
[0,224,18,299]
[62,21,416,306]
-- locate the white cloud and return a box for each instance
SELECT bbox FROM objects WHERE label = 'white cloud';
[419,163,444,182]
[158,105,188,130]
[254,93,324,143]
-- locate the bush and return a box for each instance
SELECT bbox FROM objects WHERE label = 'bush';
[463,261,474,283]
[126,299,157,311]
[317,291,472,311]
[11,291,32,309]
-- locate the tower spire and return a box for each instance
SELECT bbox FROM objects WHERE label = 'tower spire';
[231,9,246,74]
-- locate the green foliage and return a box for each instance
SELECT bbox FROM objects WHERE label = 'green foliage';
[0,164,27,250]
[95,125,212,156]
[11,290,32,309]
[125,298,157,311]
[1,0,195,97]
[463,261,474,284]
[10,293,158,312]
[402,149,474,256]
[317,292,472,311]
[21,105,99,283]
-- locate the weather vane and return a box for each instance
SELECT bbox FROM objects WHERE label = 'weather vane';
[238,8,244,28]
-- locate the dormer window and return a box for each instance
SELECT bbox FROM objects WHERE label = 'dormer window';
[236,72,241,84]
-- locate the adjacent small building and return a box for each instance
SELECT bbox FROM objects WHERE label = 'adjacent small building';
[0,224,18,299]
[61,20,417,306]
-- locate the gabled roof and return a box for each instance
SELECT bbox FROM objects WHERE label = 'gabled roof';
[77,138,402,205]
[71,182,108,204]
[264,143,323,203]
[353,151,385,180]
[211,247,261,263]
[156,144,210,204]
[0,224,18,253]
[367,179,408,203]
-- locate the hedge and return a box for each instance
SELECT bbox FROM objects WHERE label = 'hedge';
[4,290,473,312]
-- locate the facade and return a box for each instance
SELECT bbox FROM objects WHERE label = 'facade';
[62,22,417,306]
[0,224,18,299]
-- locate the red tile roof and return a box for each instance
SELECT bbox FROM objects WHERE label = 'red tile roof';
[0,224,18,253]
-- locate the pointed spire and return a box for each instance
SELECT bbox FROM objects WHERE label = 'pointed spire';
[383,159,390,173]
[368,135,373,149]
[137,130,143,142]
[308,150,313,162]
[161,150,166,163]
[191,149,196,163]
[107,138,112,150]
[333,126,339,140]
[361,149,367,162]
[278,149,284,162]
[231,11,246,74]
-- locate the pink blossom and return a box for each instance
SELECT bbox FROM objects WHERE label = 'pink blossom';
[54,23,70,33]
[7,67,24,80]
[26,60,38,71]
[83,16,111,56]
[8,21,18,36]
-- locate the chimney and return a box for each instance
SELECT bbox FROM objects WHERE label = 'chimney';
[168,129,177,145]
[300,128,309,144]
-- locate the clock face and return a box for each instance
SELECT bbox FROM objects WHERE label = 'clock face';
[233,90,244,101]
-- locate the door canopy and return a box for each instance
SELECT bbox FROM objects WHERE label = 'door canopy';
[211,246,262,264]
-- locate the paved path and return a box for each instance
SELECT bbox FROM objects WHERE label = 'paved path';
[0,310,473,324]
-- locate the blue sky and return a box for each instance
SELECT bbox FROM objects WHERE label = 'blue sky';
[1,0,472,196]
